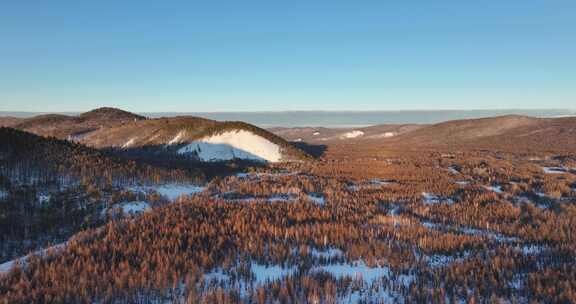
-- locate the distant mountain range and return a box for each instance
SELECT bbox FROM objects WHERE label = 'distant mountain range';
[273,115,576,155]
[1,109,573,128]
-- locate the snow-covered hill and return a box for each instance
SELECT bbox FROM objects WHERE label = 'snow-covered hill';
[178,130,282,162]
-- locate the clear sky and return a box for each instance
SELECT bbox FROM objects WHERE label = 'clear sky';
[0,1,574,112]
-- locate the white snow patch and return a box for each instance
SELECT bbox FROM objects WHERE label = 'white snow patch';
[515,244,545,256]
[370,179,393,186]
[535,192,547,198]
[483,185,503,193]
[425,251,471,268]
[168,130,186,145]
[312,131,320,136]
[251,262,296,285]
[267,194,298,202]
[294,138,303,142]
[383,132,395,138]
[0,190,8,200]
[116,201,150,215]
[203,269,230,283]
[341,130,364,139]
[311,260,396,286]
[307,193,325,205]
[455,181,470,186]
[121,137,137,149]
[178,130,282,162]
[309,247,344,259]
[130,184,205,201]
[422,192,454,205]
[542,167,567,174]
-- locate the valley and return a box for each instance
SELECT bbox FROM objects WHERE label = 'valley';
[1,109,576,303]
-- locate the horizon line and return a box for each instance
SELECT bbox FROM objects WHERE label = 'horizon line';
[0,108,573,116]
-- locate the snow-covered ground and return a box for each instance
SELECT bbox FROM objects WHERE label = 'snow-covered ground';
[311,259,415,293]
[307,193,326,205]
[178,130,282,162]
[121,137,136,149]
[0,242,67,275]
[309,247,344,259]
[168,130,186,145]
[542,167,568,174]
[370,179,393,186]
[341,130,364,139]
[422,192,454,205]
[483,185,503,193]
[267,194,298,202]
[347,179,394,191]
[251,262,296,285]
[514,244,545,256]
[425,251,472,268]
[129,184,205,201]
[114,201,151,215]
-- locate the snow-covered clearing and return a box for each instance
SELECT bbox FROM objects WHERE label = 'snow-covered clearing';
[267,194,298,202]
[347,179,394,191]
[311,259,414,290]
[483,185,503,193]
[309,247,344,259]
[542,167,568,174]
[370,179,393,186]
[115,201,150,215]
[514,244,545,256]
[251,262,296,285]
[425,251,472,268]
[178,130,282,162]
[422,192,454,205]
[341,130,364,139]
[307,193,326,205]
[129,184,205,201]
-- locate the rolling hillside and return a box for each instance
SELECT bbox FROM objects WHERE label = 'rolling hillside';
[7,108,310,163]
[11,107,145,139]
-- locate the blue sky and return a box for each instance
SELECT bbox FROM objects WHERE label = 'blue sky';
[0,1,574,112]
